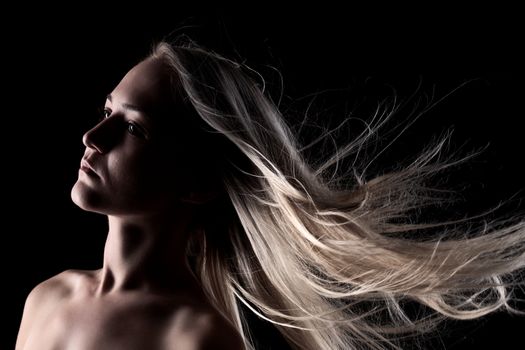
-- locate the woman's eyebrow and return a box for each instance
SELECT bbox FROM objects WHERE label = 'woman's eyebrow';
[106,94,151,118]
[122,102,147,115]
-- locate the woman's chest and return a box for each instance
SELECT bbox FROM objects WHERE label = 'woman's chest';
[25,296,178,350]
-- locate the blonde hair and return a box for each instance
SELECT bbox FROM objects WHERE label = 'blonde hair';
[151,37,525,350]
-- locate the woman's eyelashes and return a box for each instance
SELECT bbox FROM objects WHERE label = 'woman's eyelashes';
[96,107,111,122]
[126,122,146,138]
[102,108,111,119]
[98,107,147,139]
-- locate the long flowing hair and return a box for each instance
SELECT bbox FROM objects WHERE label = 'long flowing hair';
[150,37,525,350]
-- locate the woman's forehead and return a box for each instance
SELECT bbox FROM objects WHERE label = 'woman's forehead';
[109,58,175,115]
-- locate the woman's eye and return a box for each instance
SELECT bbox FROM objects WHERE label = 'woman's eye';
[127,122,144,138]
[99,108,111,121]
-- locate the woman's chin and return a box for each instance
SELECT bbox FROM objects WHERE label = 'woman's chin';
[71,182,105,213]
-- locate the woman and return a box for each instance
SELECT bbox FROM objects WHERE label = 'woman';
[16,37,525,349]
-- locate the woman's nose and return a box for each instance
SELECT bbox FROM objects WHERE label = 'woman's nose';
[82,119,116,154]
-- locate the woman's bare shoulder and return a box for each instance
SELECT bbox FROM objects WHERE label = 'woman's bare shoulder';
[27,269,96,302]
[16,270,98,349]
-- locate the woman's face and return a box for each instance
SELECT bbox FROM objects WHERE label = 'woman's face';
[71,57,193,216]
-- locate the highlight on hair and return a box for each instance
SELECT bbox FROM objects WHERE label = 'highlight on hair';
[150,37,525,350]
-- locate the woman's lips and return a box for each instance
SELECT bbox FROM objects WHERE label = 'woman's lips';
[80,159,98,177]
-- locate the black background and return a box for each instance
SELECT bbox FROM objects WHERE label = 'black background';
[4,5,525,349]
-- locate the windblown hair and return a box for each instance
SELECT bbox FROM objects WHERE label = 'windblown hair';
[150,38,525,350]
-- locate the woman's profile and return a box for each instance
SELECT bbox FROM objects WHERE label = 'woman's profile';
[16,36,525,350]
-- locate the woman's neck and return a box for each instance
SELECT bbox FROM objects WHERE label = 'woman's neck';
[96,210,201,297]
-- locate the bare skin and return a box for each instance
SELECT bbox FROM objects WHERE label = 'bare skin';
[16,57,244,349]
